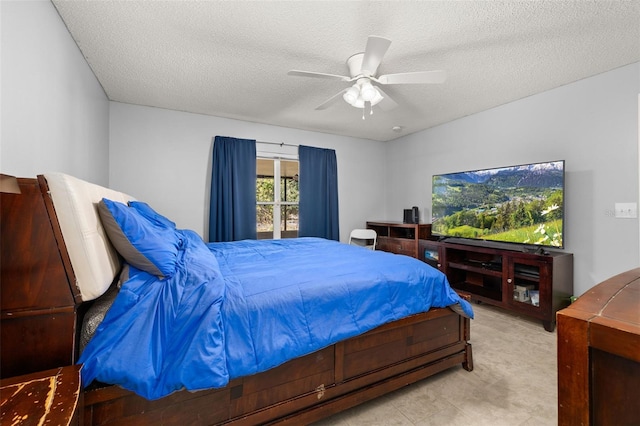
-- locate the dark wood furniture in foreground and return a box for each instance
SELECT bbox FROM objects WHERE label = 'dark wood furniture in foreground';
[0,176,473,425]
[0,365,82,426]
[557,268,640,426]
[366,221,431,259]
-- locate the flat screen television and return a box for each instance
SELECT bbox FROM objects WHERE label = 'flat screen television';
[431,160,564,249]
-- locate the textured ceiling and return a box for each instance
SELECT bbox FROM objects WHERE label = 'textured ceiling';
[52,1,640,142]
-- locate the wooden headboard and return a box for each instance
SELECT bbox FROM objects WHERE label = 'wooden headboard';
[0,174,133,378]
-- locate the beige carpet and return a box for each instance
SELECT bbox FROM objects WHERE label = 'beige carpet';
[313,303,557,426]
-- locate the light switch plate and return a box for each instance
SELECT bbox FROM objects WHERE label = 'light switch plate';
[614,202,638,218]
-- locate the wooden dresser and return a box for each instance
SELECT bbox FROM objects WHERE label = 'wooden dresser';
[557,268,640,425]
[366,221,431,259]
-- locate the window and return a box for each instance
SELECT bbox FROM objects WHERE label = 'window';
[257,158,299,239]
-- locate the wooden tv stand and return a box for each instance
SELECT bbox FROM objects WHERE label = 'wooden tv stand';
[418,240,573,331]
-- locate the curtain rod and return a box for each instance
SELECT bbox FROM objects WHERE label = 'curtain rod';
[257,140,299,148]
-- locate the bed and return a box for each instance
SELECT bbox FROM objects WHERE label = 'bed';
[0,173,473,425]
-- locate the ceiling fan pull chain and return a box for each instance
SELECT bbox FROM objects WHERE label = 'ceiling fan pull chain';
[370,102,374,115]
[362,108,365,120]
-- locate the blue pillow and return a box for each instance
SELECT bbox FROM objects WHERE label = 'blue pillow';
[98,198,180,278]
[128,201,176,229]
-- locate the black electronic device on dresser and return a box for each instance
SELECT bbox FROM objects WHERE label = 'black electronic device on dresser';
[403,206,419,224]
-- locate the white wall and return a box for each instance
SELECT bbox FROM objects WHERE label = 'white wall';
[386,63,640,296]
[109,102,387,242]
[1,0,109,184]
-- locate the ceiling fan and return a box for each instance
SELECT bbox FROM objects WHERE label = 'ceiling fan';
[288,35,446,115]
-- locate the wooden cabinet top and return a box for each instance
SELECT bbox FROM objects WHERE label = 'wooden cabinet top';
[558,268,640,362]
[367,221,432,243]
[1,365,82,426]
[441,241,572,260]
[366,221,430,228]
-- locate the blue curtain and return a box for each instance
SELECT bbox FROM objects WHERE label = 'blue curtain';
[298,145,340,240]
[209,136,257,242]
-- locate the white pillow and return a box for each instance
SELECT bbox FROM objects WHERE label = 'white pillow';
[43,173,134,301]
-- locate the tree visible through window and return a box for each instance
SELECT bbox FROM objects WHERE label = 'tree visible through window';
[257,158,299,239]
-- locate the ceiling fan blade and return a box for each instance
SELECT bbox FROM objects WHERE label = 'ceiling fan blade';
[374,87,398,111]
[376,70,447,85]
[360,36,391,76]
[315,89,348,110]
[288,70,351,82]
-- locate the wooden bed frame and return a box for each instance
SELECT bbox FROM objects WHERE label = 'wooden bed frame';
[1,175,473,425]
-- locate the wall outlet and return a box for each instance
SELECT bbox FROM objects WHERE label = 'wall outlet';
[614,202,638,218]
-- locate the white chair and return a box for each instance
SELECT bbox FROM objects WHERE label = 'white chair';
[349,229,377,250]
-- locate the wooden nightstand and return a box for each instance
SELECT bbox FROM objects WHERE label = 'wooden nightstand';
[1,365,82,425]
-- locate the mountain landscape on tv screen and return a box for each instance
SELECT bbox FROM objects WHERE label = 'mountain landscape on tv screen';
[432,161,564,247]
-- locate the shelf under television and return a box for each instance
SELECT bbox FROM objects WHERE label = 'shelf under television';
[447,262,502,278]
[513,272,540,282]
[451,281,502,303]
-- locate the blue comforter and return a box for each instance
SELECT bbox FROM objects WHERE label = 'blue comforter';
[79,233,473,400]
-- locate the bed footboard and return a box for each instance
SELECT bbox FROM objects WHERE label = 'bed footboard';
[83,307,472,425]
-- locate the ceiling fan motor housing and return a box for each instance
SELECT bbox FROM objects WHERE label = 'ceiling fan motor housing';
[347,52,374,78]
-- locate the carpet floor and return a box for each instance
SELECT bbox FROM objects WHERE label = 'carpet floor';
[313,303,558,426]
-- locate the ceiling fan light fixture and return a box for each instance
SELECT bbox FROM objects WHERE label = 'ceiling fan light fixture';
[343,85,359,105]
[342,80,383,109]
[360,81,377,102]
[370,90,384,106]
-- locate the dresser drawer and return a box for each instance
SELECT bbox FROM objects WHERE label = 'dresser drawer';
[378,238,415,257]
